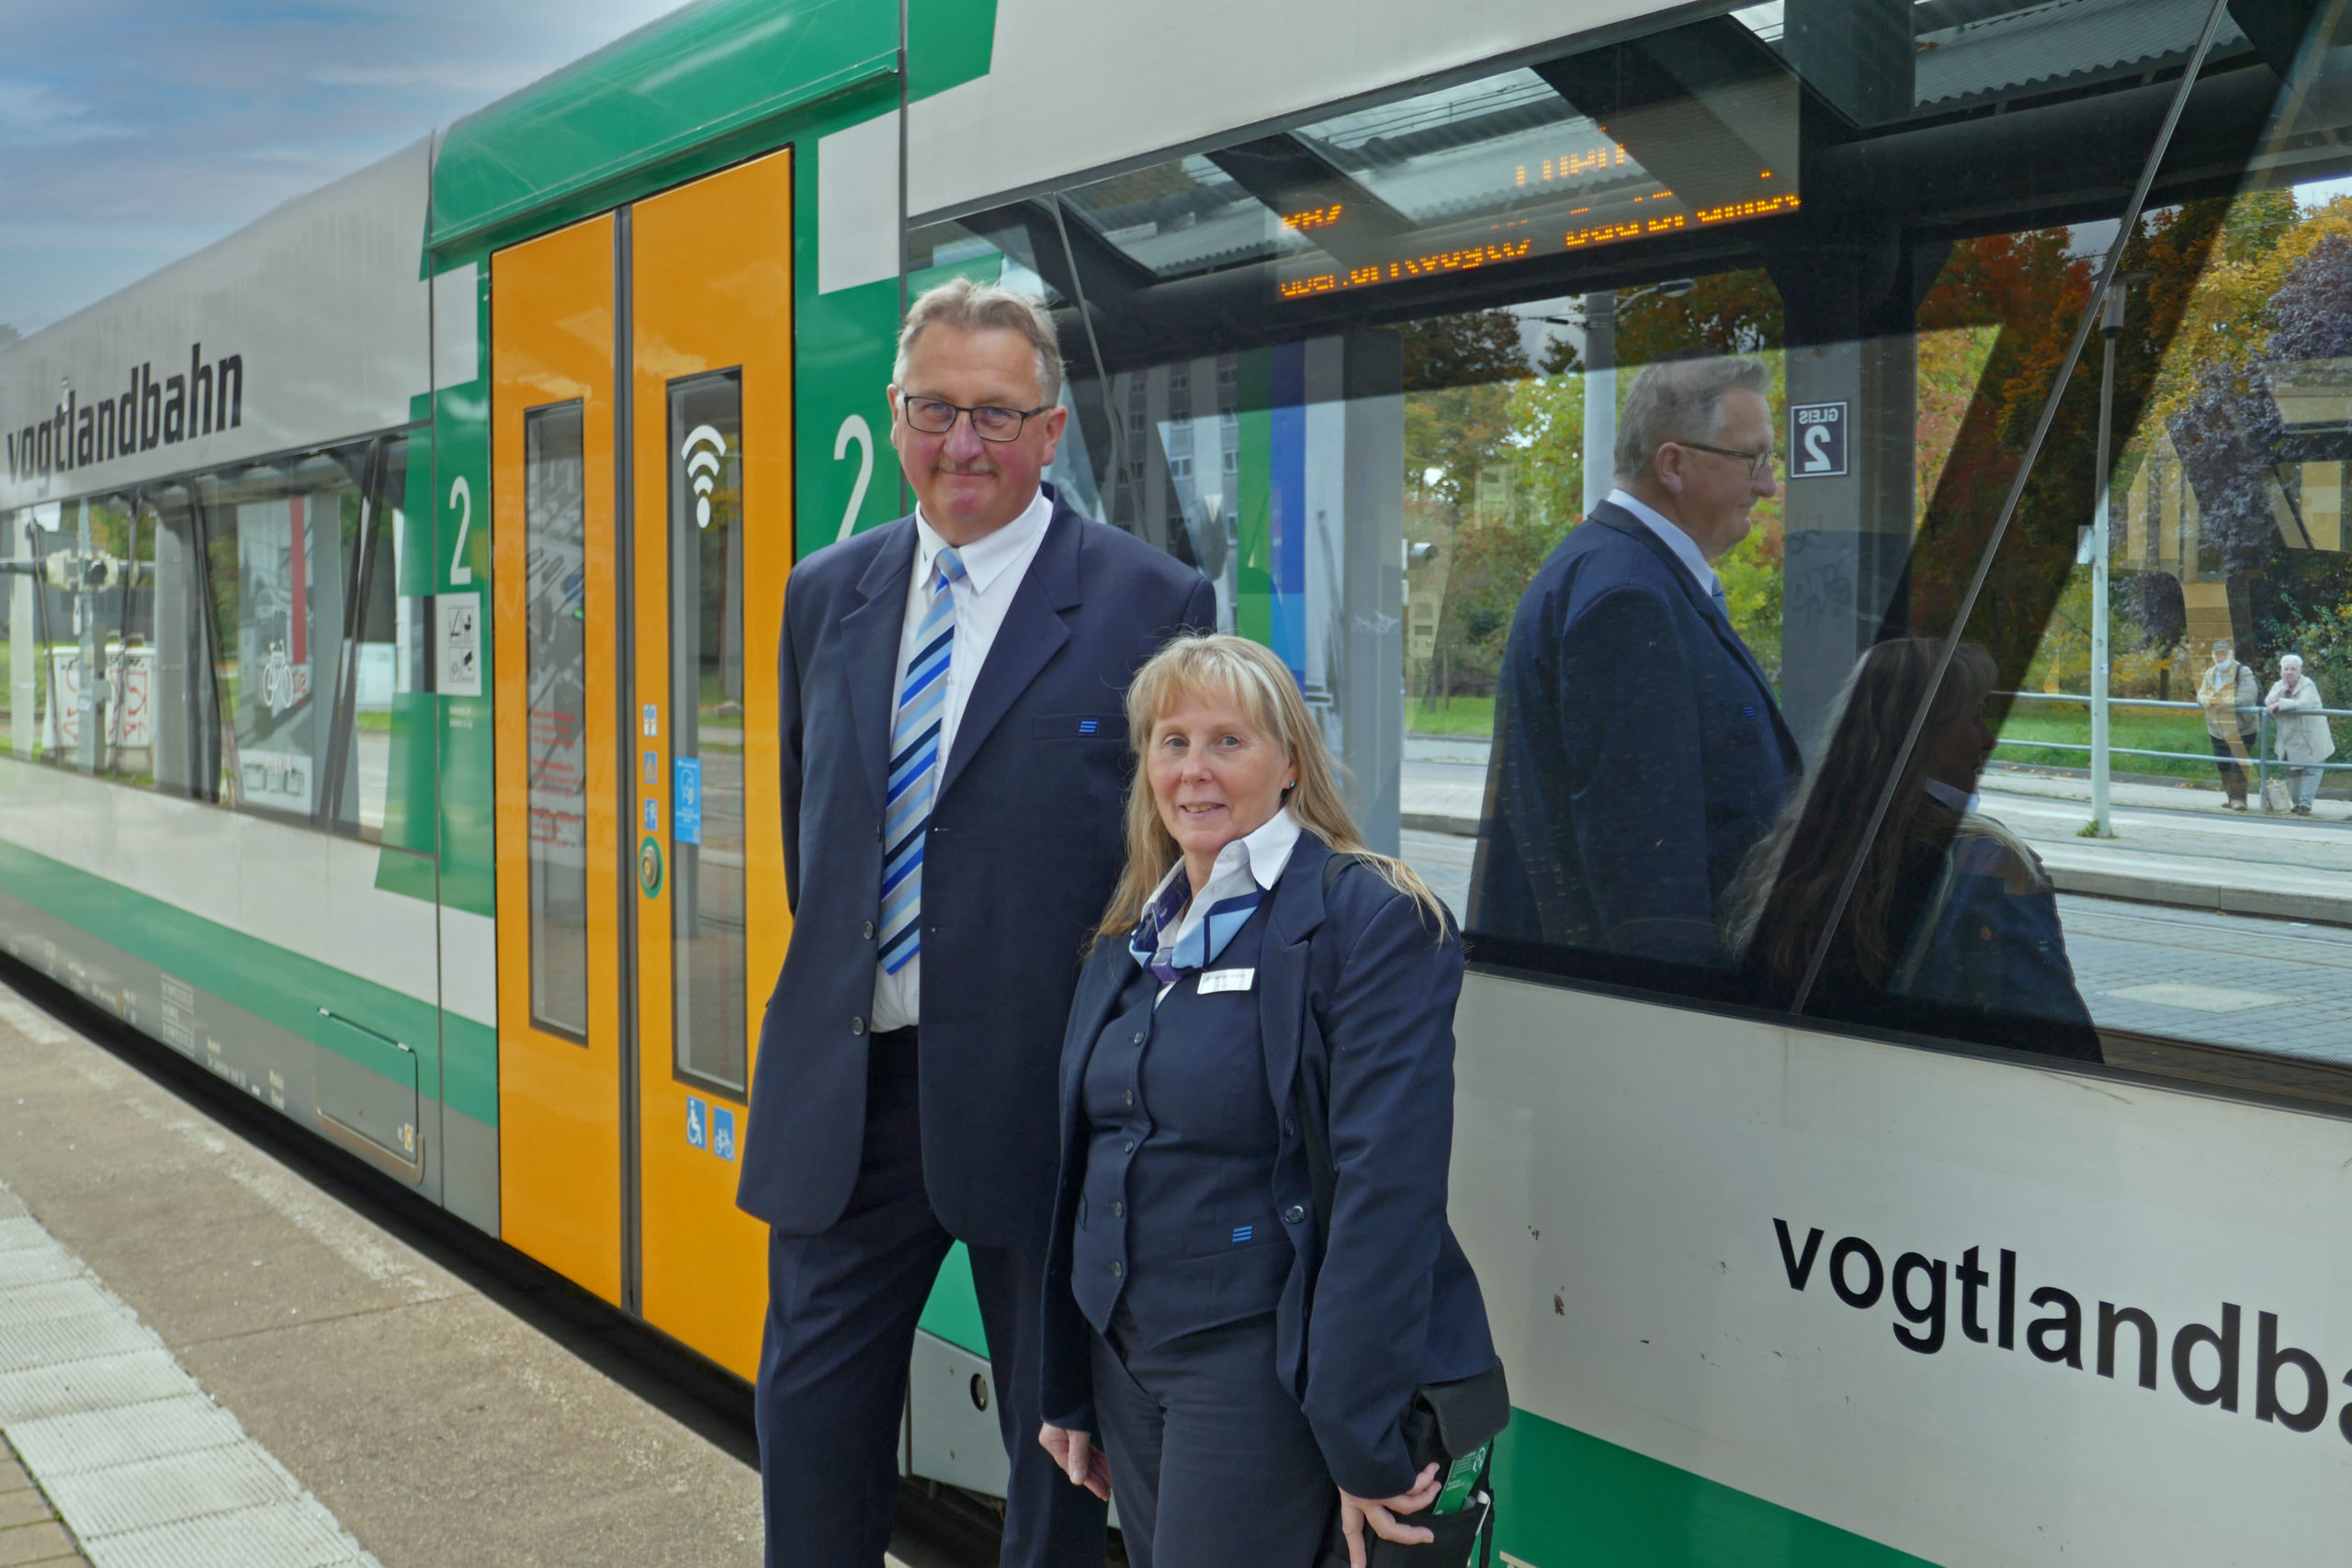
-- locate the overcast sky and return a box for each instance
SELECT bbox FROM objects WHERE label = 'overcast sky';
[0,0,692,337]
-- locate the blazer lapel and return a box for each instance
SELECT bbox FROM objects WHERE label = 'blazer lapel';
[1256,836,1333,1121]
[936,500,1080,800]
[840,518,919,800]
[1598,507,1781,705]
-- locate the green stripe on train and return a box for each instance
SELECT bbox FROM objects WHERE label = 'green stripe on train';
[0,839,496,1127]
[911,1243,1931,1566]
[1492,1413,1937,1568]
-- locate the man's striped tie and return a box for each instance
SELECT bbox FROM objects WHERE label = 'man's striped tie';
[877,547,966,975]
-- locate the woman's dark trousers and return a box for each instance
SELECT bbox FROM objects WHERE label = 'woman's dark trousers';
[1088,1306,1334,1568]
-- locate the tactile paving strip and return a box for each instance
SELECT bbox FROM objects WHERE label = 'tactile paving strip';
[0,1181,380,1568]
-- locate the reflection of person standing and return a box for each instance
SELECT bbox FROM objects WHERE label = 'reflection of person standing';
[2266,654,2335,816]
[2197,639,2260,811]
[1475,355,1800,964]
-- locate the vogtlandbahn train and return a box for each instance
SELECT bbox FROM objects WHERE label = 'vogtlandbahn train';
[6,2,2352,1562]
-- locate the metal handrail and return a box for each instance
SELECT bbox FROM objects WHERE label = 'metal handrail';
[1993,689,2351,792]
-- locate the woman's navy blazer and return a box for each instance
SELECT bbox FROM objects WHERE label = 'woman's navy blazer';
[1039,833,1498,1499]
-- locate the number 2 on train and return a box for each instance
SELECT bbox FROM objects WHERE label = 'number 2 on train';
[448,474,475,584]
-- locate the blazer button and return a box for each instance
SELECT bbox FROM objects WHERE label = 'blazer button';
[1283,1117,1298,1137]
[1282,1204,1306,1224]
[851,1016,866,1036]
[1123,1089,1135,1107]
[1111,1260,1124,1278]
[862,920,876,941]
[1112,1201,1125,1218]
[1122,1139,1135,1155]
[1132,1032,1145,1044]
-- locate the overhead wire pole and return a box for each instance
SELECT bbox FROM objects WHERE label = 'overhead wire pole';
[2089,272,2149,839]
[1791,0,2232,1016]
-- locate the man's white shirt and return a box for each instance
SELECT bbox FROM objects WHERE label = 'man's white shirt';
[1607,487,1720,600]
[870,486,1055,1032]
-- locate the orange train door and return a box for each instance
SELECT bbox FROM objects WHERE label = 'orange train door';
[628,148,794,1373]
[492,151,791,1374]
[492,215,626,1304]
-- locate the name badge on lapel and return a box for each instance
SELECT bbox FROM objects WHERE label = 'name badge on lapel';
[1196,968,1256,995]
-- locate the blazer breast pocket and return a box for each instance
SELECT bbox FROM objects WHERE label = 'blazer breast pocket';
[1031,715,1129,743]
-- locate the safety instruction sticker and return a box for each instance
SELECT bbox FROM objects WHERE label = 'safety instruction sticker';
[675,758,703,846]
[436,592,482,695]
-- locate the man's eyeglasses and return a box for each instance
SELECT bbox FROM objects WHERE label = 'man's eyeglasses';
[1673,439,1778,480]
[899,396,1053,443]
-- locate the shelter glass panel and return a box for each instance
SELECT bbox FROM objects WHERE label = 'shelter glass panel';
[914,0,2352,1105]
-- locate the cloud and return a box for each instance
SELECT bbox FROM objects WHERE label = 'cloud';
[0,0,689,334]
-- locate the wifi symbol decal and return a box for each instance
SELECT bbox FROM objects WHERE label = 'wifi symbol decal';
[683,424,729,528]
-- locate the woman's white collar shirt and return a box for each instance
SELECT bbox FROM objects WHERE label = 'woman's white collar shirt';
[1144,807,1302,999]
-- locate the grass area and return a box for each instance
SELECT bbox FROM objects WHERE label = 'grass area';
[1996,702,2270,784]
[1408,694,1497,739]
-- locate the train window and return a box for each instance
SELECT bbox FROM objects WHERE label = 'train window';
[668,370,748,1095]
[915,0,2352,1093]
[524,402,591,1043]
[187,441,401,838]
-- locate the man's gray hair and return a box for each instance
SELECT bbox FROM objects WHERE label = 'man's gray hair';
[2283,652,2305,668]
[894,276,1065,405]
[1613,355,1772,482]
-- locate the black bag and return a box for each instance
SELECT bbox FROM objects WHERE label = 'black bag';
[1306,858,1506,1568]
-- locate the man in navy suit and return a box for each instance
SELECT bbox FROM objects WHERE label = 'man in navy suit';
[738,277,1216,1567]
[1472,355,1800,966]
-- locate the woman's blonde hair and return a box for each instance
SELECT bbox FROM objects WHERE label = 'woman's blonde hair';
[1097,634,1444,937]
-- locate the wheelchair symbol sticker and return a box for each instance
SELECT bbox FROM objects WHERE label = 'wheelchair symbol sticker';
[686,1096,707,1151]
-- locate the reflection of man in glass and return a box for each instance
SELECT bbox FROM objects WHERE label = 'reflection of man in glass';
[1473,355,1798,964]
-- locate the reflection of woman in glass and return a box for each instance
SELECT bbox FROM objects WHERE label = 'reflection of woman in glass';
[1724,638,2102,1061]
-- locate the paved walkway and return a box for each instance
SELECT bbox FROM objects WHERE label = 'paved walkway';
[1401,739,2352,925]
[1396,739,2352,1066]
[0,981,769,1568]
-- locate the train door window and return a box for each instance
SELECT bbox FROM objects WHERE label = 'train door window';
[666,369,748,1095]
[524,401,591,1043]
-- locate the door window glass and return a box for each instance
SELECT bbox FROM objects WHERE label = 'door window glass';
[525,402,591,1042]
[668,370,747,1095]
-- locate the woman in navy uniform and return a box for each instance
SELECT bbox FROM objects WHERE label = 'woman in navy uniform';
[1035,634,1498,1568]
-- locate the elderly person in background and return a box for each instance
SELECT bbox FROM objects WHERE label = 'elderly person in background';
[2197,638,2261,811]
[2267,654,2335,816]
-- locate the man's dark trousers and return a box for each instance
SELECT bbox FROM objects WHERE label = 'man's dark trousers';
[756,1033,1094,1568]
[739,491,1218,1568]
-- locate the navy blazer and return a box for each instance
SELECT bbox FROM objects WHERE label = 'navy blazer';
[1040,836,1498,1499]
[736,488,1217,1245]
[1472,502,1800,964]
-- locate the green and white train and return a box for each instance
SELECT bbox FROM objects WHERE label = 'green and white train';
[6,0,2352,1562]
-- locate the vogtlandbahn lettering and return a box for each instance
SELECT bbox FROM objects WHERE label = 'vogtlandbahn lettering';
[1773,1219,2344,1441]
[5,344,243,482]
